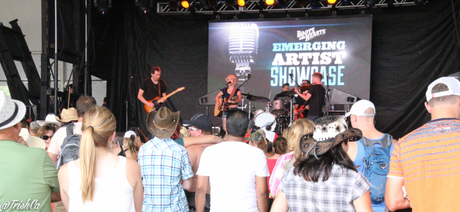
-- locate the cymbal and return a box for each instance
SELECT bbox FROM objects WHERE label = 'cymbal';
[246,94,270,102]
[276,91,296,97]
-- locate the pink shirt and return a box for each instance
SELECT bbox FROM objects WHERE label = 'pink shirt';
[268,152,295,198]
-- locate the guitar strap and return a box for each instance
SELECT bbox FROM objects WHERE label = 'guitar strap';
[228,87,237,101]
[157,80,162,98]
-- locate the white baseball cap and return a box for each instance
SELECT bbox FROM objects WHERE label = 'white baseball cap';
[124,130,137,138]
[345,100,375,117]
[426,77,460,102]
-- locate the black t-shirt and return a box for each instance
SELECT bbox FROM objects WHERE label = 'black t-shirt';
[307,84,325,116]
[140,78,167,100]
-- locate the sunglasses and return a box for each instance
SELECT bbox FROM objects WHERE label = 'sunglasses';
[41,135,53,140]
[187,126,199,131]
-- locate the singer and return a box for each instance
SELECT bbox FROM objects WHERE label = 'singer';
[294,72,325,121]
[215,75,242,121]
[138,66,167,113]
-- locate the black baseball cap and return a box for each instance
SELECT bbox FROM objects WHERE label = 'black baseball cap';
[183,114,213,132]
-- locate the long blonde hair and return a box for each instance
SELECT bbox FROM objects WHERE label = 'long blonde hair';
[80,106,116,202]
[285,119,314,160]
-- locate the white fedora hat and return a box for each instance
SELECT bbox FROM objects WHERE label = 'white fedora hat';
[37,113,62,127]
[0,91,26,130]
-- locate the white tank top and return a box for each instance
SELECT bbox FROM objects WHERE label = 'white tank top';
[67,156,135,212]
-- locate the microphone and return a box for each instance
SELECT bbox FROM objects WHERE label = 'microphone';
[289,73,293,77]
[226,81,231,85]
[248,74,252,79]
[228,23,259,82]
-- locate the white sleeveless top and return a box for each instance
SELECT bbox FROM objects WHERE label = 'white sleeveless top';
[67,156,135,212]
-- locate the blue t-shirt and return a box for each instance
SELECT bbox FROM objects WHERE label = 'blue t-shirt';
[353,134,394,212]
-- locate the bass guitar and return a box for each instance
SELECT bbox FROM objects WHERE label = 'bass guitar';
[144,87,185,113]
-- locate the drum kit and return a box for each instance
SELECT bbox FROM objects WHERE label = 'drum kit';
[242,91,297,136]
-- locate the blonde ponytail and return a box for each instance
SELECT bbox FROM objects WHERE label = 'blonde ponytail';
[127,135,138,157]
[79,106,116,202]
[80,126,97,201]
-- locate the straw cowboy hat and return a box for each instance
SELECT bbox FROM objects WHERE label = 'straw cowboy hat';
[55,108,78,123]
[0,91,26,130]
[299,116,362,159]
[146,107,180,139]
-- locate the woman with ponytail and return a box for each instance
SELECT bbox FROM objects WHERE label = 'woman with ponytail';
[58,106,143,212]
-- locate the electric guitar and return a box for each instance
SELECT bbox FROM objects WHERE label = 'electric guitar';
[295,105,308,120]
[144,87,185,113]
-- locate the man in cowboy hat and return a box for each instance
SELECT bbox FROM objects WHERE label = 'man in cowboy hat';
[0,91,61,211]
[195,110,269,212]
[138,107,194,212]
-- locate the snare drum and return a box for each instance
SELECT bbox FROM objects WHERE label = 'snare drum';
[254,112,277,132]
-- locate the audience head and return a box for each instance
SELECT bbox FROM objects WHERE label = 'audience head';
[146,107,180,139]
[76,95,97,118]
[0,91,26,137]
[273,136,288,155]
[36,124,57,150]
[184,114,213,137]
[79,106,116,201]
[345,100,376,128]
[37,114,61,128]
[56,107,78,124]
[123,130,139,157]
[248,129,268,152]
[180,126,190,138]
[284,118,314,159]
[426,77,460,109]
[226,110,249,137]
[29,121,41,135]
[294,116,362,182]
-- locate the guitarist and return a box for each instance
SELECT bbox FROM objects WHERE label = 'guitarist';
[215,75,242,126]
[138,66,167,112]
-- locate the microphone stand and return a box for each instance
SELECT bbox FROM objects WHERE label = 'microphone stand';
[288,74,299,125]
[325,73,330,116]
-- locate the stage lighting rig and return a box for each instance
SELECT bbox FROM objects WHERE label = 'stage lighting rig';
[136,0,154,13]
[94,0,112,14]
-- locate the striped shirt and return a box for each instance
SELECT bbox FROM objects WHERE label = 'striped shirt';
[388,118,460,212]
[138,137,194,212]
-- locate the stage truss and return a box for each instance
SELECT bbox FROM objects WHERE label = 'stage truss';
[157,0,424,15]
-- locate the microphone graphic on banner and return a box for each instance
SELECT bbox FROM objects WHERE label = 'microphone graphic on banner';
[228,23,259,82]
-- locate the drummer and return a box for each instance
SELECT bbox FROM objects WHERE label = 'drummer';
[273,83,290,100]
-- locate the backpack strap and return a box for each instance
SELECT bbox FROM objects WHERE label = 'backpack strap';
[361,133,392,148]
[66,123,75,137]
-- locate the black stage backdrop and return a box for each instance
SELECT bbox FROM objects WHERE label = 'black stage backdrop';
[89,0,460,139]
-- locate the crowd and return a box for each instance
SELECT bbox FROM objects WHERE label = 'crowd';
[1,75,460,212]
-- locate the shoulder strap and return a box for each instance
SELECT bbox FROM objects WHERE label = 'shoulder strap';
[361,134,392,148]
[66,123,75,137]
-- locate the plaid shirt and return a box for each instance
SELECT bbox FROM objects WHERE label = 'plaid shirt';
[280,164,369,212]
[138,137,194,212]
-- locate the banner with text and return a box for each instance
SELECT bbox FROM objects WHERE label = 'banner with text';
[208,16,372,107]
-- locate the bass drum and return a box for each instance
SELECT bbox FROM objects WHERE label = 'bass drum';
[254,112,277,132]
